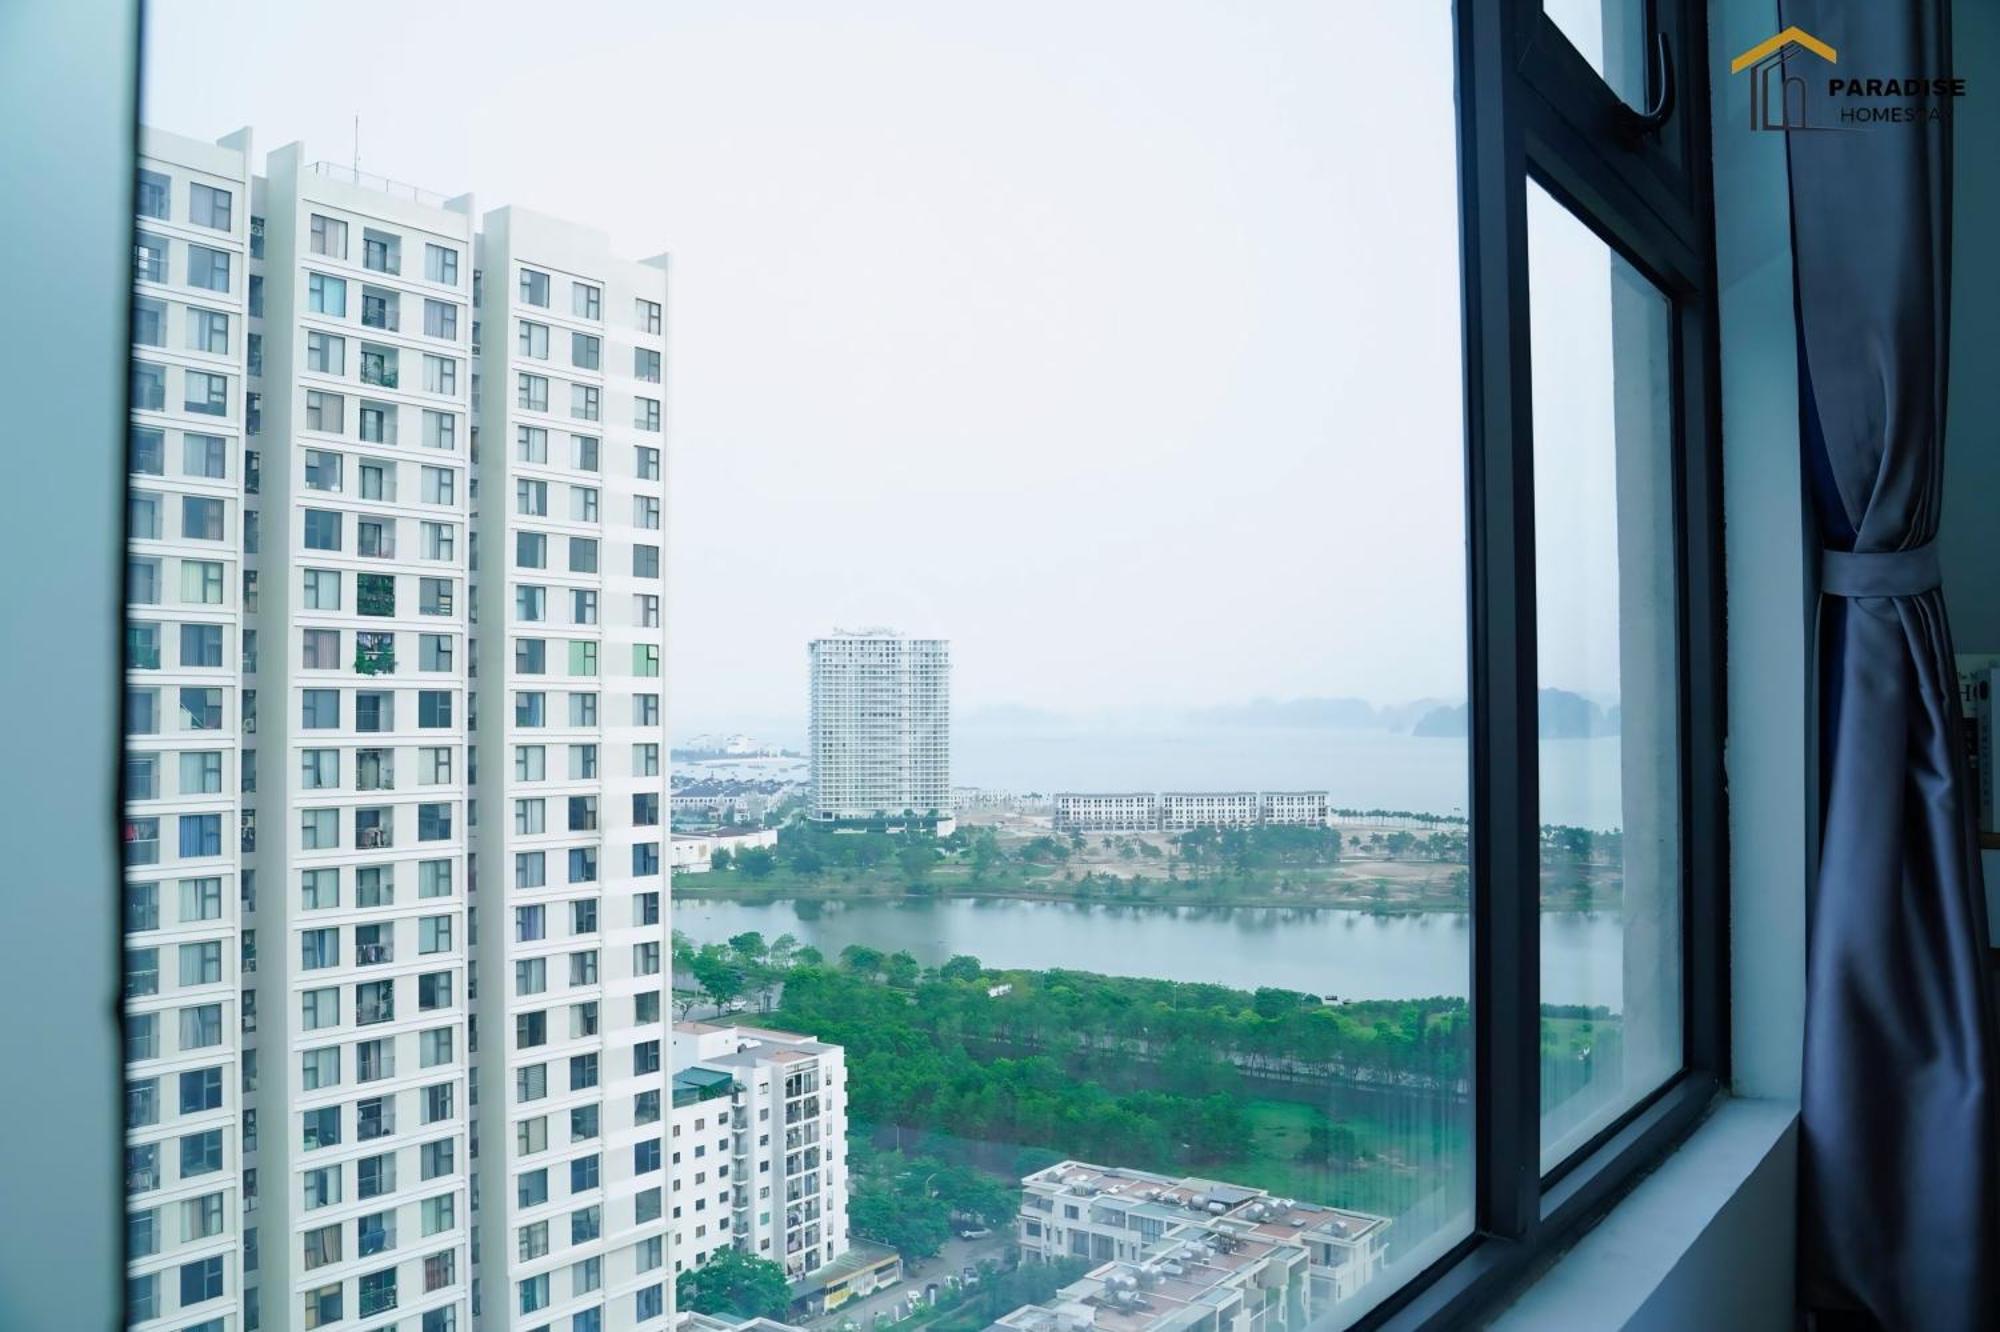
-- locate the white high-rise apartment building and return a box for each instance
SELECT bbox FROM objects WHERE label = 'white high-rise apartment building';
[806,632,951,829]
[670,1024,850,1281]
[127,125,669,1332]
[248,143,477,1332]
[471,208,672,1332]
[125,125,253,1332]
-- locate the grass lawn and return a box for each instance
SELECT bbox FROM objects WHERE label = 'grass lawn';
[1227,1097,1468,1220]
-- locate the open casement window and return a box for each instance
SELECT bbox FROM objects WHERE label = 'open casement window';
[1372,0,1723,1324]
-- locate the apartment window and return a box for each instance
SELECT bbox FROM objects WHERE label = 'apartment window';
[132,295,166,347]
[421,466,456,508]
[131,361,166,411]
[572,589,598,625]
[516,905,545,943]
[302,569,341,612]
[130,426,166,475]
[129,493,162,542]
[413,299,456,344]
[355,285,393,331]
[187,182,231,230]
[305,389,344,434]
[178,1127,222,1175]
[184,433,227,477]
[360,461,395,504]
[420,577,455,616]
[305,330,344,375]
[635,346,661,382]
[634,495,660,529]
[302,1105,341,1150]
[186,244,230,292]
[632,544,660,579]
[569,694,598,728]
[518,373,549,411]
[187,307,229,354]
[515,638,547,675]
[423,408,457,451]
[182,496,224,541]
[635,396,661,432]
[180,1254,226,1307]
[637,296,662,334]
[135,168,170,218]
[569,1056,598,1093]
[514,693,546,729]
[359,343,398,388]
[517,320,549,359]
[363,228,400,274]
[515,584,546,622]
[422,1194,454,1237]
[425,242,458,284]
[519,1218,549,1262]
[568,640,598,678]
[571,330,601,370]
[303,629,344,672]
[424,353,457,395]
[358,400,396,444]
[302,509,341,551]
[421,634,455,672]
[634,694,659,727]
[247,329,263,373]
[634,743,660,776]
[248,273,263,316]
[516,530,547,568]
[571,485,598,522]
[519,268,550,307]
[184,370,229,416]
[179,749,223,793]
[181,624,224,664]
[571,382,600,421]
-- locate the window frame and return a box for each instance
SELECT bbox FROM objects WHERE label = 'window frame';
[1369,0,1726,1326]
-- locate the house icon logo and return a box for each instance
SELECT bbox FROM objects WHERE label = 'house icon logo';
[1731,26,1839,130]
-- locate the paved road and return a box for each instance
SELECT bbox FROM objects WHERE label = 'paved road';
[809,1235,1013,1332]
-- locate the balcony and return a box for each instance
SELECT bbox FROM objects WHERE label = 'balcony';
[358,583,397,618]
[358,825,393,850]
[356,942,394,966]
[355,644,396,676]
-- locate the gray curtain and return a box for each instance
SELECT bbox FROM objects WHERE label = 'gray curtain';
[1783,2,1998,1328]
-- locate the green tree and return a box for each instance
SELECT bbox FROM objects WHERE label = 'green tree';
[897,842,936,887]
[709,847,734,873]
[883,950,921,988]
[737,847,776,879]
[939,954,983,983]
[840,944,885,976]
[691,945,749,1012]
[676,1247,792,1321]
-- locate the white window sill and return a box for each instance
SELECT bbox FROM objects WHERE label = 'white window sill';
[1489,1097,1798,1331]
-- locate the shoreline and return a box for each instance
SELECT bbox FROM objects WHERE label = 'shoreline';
[673,880,1523,915]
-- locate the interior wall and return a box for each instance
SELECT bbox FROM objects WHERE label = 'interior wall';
[0,1,139,1328]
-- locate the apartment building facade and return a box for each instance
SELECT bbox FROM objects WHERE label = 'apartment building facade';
[670,1024,851,1283]
[248,142,478,1332]
[1051,793,1159,835]
[806,631,951,829]
[1051,793,1333,835]
[126,125,254,1332]
[126,125,669,1332]
[471,206,673,1332]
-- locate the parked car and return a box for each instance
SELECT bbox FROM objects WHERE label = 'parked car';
[956,1227,993,1240]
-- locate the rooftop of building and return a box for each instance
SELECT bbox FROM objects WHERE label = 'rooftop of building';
[787,1239,903,1298]
[1023,1161,1388,1247]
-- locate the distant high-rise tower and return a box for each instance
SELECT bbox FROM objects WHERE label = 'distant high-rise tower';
[807,631,951,830]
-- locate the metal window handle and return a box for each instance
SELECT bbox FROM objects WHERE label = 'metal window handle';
[1622,32,1675,139]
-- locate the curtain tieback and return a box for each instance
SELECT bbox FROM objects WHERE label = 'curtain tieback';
[1821,541,1940,597]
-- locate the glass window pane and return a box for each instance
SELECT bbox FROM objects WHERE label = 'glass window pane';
[1527,181,1680,1170]
[1542,0,1649,108]
[666,5,1470,1325]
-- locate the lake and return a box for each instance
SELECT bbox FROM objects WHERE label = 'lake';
[672,894,1629,1009]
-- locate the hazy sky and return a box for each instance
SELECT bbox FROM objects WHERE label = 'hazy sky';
[144,0,1625,738]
